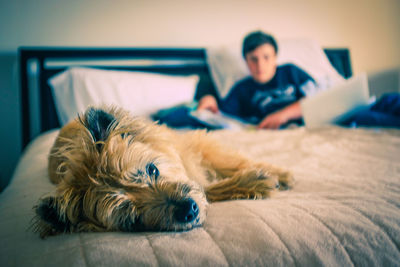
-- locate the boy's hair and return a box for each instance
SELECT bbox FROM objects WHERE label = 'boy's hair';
[242,31,278,58]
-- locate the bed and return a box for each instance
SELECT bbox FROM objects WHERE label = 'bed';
[1,46,399,267]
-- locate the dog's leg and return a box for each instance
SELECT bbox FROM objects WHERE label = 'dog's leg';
[194,135,294,201]
[205,166,278,201]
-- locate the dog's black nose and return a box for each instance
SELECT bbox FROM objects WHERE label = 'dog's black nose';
[174,198,199,223]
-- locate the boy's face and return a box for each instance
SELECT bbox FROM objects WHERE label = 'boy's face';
[245,43,277,84]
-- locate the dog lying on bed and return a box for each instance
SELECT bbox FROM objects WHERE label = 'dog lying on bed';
[33,106,293,238]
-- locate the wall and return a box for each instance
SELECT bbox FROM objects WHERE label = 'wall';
[0,53,20,190]
[0,0,399,190]
[1,0,399,72]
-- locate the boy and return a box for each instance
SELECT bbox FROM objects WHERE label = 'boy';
[198,31,316,129]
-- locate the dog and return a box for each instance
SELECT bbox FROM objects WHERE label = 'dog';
[33,106,293,238]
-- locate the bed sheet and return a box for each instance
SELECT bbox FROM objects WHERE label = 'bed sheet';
[1,127,400,266]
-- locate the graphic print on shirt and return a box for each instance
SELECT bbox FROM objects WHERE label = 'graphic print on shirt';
[251,85,297,115]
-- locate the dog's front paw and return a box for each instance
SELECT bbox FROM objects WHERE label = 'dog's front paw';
[277,170,294,190]
[232,167,280,199]
[244,168,280,189]
[252,163,294,191]
[205,167,278,202]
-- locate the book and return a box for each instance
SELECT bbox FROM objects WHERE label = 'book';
[189,109,253,130]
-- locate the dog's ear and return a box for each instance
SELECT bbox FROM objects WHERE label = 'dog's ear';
[81,107,116,145]
[33,196,72,238]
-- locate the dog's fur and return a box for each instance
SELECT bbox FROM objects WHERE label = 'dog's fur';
[33,106,293,238]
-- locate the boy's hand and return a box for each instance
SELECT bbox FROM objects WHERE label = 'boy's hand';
[197,95,219,113]
[258,101,302,129]
[257,110,289,129]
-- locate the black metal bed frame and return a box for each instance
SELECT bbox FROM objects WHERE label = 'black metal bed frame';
[19,47,352,149]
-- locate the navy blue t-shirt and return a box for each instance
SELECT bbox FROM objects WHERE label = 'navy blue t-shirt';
[220,64,315,123]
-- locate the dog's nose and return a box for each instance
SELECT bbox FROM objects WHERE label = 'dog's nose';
[174,198,199,223]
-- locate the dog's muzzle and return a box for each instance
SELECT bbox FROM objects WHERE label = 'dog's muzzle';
[174,198,199,223]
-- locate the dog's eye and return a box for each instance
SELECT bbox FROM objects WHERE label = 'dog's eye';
[146,163,159,180]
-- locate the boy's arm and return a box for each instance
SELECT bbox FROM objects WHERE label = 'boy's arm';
[258,101,302,129]
[198,84,244,118]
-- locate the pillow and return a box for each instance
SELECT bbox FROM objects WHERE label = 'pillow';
[49,67,199,125]
[206,38,344,98]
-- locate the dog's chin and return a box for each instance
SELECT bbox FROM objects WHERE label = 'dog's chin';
[167,216,204,232]
[123,222,202,233]
[129,213,205,233]
[155,219,204,232]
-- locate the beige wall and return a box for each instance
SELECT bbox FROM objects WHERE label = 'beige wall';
[0,0,399,74]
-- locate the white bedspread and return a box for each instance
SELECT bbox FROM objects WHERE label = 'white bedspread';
[1,127,400,266]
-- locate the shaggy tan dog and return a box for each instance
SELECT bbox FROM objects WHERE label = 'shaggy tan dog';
[34,106,293,238]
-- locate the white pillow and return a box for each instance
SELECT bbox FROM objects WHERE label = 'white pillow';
[49,67,199,125]
[206,38,345,98]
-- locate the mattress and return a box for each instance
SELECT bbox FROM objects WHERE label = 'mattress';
[1,126,400,266]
